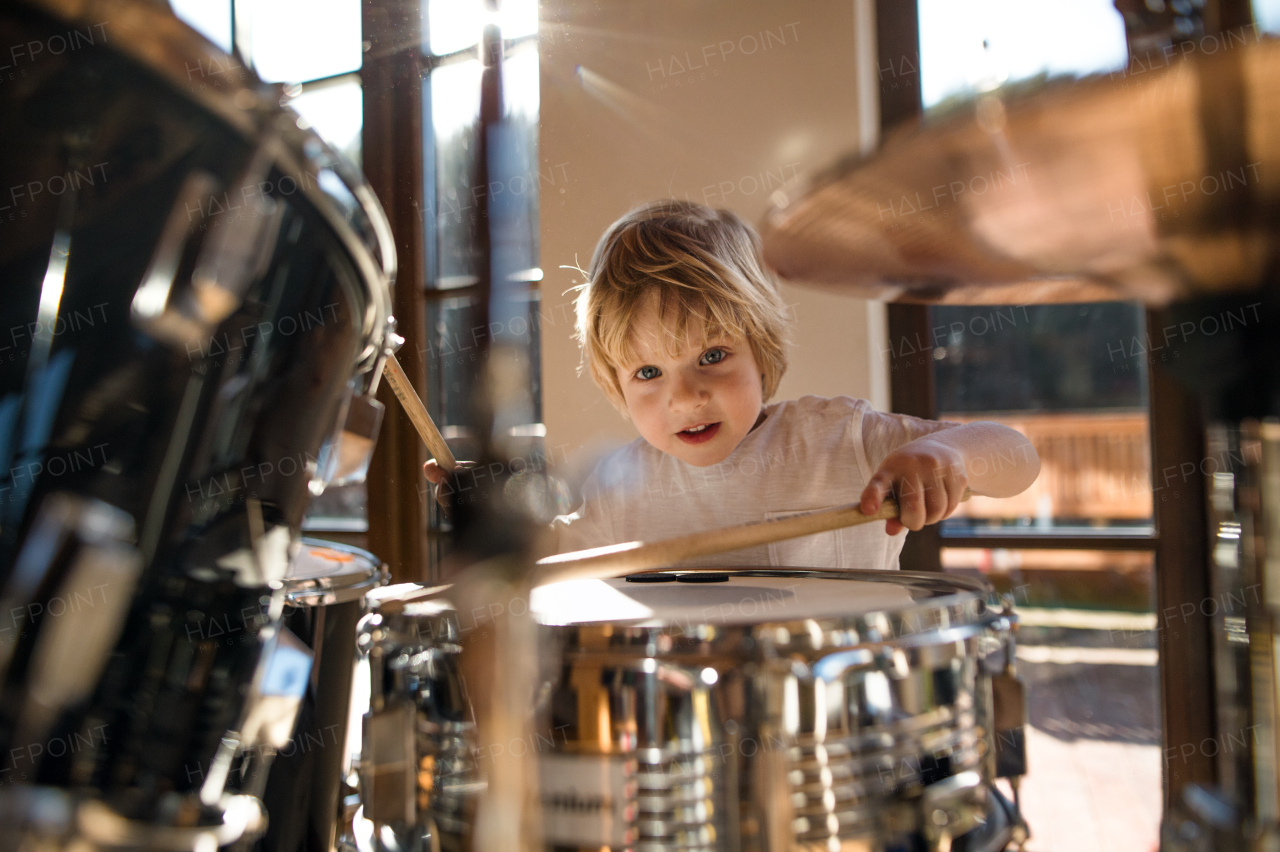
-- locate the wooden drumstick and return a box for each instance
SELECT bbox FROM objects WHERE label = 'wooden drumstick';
[532,489,973,586]
[382,353,457,472]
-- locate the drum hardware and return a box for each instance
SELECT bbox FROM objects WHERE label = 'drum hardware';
[131,144,286,352]
[316,391,387,493]
[989,622,1028,827]
[252,541,387,852]
[357,585,482,852]
[0,785,267,851]
[2,0,398,847]
[757,28,1280,850]
[352,574,1030,851]
[760,42,1280,306]
[1158,419,1280,852]
[0,494,142,749]
[531,569,1025,852]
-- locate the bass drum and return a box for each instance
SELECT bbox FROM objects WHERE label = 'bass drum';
[531,569,1028,852]
[0,0,395,847]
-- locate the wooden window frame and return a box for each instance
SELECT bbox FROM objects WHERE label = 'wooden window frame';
[363,0,429,583]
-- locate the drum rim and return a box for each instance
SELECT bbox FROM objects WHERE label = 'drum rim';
[534,568,1003,636]
[284,537,385,605]
[18,0,397,379]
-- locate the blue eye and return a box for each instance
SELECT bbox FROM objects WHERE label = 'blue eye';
[700,348,726,365]
[636,365,661,380]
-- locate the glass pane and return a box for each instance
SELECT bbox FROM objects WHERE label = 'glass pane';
[431,59,484,287]
[490,44,540,292]
[170,0,232,53]
[942,548,1154,611]
[931,303,1153,535]
[1257,0,1280,34]
[248,0,362,83]
[426,0,537,57]
[303,483,367,531]
[428,292,484,443]
[424,290,543,431]
[918,0,1127,109]
[501,0,539,42]
[943,411,1153,534]
[943,548,1160,852]
[427,0,482,56]
[932,303,1147,412]
[290,80,363,166]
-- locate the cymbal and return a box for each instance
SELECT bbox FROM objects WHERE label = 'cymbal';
[760,39,1280,306]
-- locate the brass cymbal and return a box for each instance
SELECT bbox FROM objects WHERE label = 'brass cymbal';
[761,39,1280,305]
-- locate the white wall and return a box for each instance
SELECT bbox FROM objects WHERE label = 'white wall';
[537,0,888,479]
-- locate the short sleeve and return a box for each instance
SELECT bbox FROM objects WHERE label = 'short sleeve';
[860,409,959,472]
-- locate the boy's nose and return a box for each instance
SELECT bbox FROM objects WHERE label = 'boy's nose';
[668,371,708,411]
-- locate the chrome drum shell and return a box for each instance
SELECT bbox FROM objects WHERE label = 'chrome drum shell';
[357,586,482,852]
[532,569,1012,852]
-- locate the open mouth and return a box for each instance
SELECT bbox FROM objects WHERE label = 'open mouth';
[676,422,720,445]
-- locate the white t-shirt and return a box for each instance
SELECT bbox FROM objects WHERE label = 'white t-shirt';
[552,396,954,570]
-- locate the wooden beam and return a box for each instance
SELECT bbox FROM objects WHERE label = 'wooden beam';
[875,0,941,573]
[363,0,428,584]
[1147,306,1217,810]
[941,534,1157,551]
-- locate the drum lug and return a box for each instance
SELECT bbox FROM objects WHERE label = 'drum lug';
[235,623,314,745]
[362,702,418,824]
[367,331,404,398]
[920,769,984,851]
[131,145,284,352]
[991,624,1029,782]
[0,494,142,746]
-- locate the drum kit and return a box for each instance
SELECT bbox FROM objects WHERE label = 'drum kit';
[2,0,1276,850]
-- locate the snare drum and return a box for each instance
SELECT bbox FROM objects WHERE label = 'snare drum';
[530,569,1022,852]
[357,585,483,852]
[257,541,384,852]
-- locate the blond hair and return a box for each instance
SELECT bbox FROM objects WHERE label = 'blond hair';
[574,200,790,414]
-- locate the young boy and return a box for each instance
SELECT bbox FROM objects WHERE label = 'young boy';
[427,200,1039,570]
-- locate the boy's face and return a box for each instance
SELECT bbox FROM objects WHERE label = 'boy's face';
[615,297,764,467]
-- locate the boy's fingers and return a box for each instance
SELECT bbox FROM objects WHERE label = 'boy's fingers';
[898,474,926,530]
[860,474,893,515]
[425,458,478,484]
[943,478,965,519]
[885,518,906,536]
[923,480,949,524]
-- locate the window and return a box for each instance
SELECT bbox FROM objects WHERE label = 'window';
[1256,0,1280,34]
[420,0,548,567]
[917,0,1127,111]
[933,302,1153,538]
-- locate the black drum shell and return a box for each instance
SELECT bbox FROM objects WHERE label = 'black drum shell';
[0,1,385,820]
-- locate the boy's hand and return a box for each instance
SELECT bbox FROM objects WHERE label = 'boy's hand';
[859,438,968,536]
[423,459,476,513]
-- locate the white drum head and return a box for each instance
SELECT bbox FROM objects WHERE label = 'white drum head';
[285,539,383,605]
[531,572,933,627]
